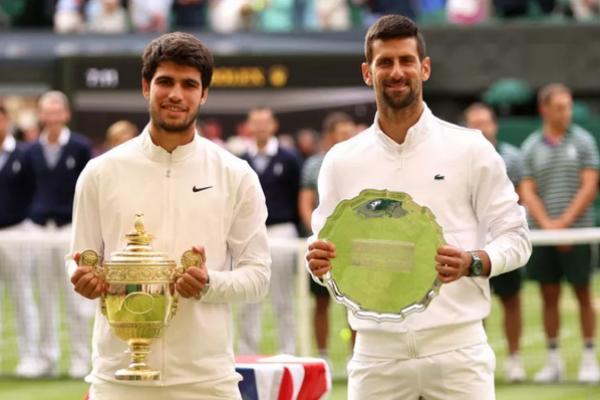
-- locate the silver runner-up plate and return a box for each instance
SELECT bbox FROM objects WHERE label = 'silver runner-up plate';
[319,189,445,323]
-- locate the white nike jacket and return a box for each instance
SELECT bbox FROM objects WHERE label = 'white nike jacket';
[69,127,271,387]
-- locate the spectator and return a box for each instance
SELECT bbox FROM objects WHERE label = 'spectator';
[86,0,129,34]
[54,0,85,33]
[238,106,301,356]
[197,118,225,147]
[210,0,253,33]
[258,0,295,31]
[104,119,138,150]
[292,0,318,30]
[0,105,42,378]
[464,102,526,382]
[447,0,489,24]
[315,0,351,30]
[129,0,172,33]
[569,0,600,20]
[172,0,209,29]
[15,109,40,143]
[226,120,253,156]
[356,0,418,26]
[278,131,298,151]
[298,111,355,365]
[295,127,319,162]
[520,83,600,384]
[24,90,93,378]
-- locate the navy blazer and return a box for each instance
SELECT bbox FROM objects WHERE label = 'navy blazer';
[25,132,91,227]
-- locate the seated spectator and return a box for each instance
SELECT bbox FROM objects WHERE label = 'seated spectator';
[447,0,489,24]
[54,0,84,33]
[258,0,295,31]
[86,0,129,33]
[570,0,599,19]
[315,0,351,30]
[210,0,253,33]
[129,0,172,33]
[172,0,209,29]
[356,0,418,26]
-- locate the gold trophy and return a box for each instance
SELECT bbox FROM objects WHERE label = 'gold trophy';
[78,213,201,381]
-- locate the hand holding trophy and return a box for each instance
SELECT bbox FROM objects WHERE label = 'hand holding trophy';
[75,213,203,381]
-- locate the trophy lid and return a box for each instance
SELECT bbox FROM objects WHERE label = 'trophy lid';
[105,213,175,267]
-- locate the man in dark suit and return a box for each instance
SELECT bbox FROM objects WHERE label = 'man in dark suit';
[0,104,43,377]
[24,90,93,378]
[238,107,301,355]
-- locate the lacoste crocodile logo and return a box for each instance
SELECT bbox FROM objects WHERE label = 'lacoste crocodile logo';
[434,174,445,180]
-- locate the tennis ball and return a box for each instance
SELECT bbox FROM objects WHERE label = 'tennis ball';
[340,327,352,342]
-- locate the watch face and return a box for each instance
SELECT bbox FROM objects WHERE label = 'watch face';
[469,252,482,276]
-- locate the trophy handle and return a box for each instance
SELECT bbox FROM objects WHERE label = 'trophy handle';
[78,249,107,316]
[170,250,205,319]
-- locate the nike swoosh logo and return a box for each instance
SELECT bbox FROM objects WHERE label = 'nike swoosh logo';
[192,185,213,192]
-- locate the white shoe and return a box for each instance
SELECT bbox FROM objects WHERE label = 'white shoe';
[578,351,600,384]
[534,355,564,383]
[15,357,48,378]
[68,359,90,379]
[504,355,526,383]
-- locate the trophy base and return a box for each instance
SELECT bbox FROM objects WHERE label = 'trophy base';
[115,367,160,381]
[115,339,160,381]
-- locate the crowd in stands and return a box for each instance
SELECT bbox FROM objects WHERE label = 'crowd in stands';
[0,0,598,33]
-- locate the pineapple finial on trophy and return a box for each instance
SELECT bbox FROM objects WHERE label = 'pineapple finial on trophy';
[126,213,153,246]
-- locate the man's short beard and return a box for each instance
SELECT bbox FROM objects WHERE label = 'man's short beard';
[151,107,200,133]
[382,88,417,110]
[158,118,196,133]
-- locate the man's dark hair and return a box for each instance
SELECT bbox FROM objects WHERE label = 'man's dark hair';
[364,15,426,64]
[142,32,214,90]
[322,112,353,134]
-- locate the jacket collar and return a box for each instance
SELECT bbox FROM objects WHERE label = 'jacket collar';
[248,137,278,158]
[140,124,199,163]
[1,135,16,153]
[40,127,70,146]
[372,102,432,153]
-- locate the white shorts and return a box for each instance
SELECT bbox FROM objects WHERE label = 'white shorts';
[348,342,496,400]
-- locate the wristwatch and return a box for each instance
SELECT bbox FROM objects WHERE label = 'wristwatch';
[468,251,483,277]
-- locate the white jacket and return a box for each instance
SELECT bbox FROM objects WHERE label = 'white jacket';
[69,128,271,386]
[310,105,531,334]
